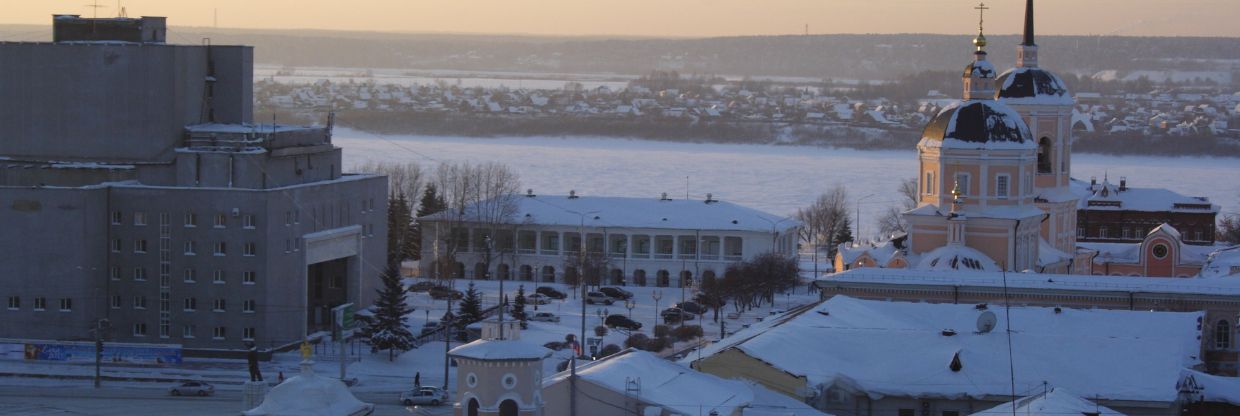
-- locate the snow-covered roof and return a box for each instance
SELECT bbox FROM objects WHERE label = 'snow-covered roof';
[1200,246,1240,278]
[1071,179,1218,214]
[1037,238,1072,267]
[550,349,829,416]
[243,363,373,416]
[422,194,798,233]
[1181,369,1240,406]
[972,387,1125,416]
[822,267,1240,297]
[1078,240,1218,266]
[689,296,1201,403]
[185,123,322,134]
[919,99,1035,151]
[996,67,1074,106]
[905,203,1045,221]
[838,242,899,266]
[915,244,999,272]
[449,339,551,361]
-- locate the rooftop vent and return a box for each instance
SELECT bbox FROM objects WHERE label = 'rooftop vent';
[949,351,963,372]
[568,190,579,199]
[526,189,536,198]
[659,192,671,201]
[941,329,957,337]
[1054,306,1062,314]
[704,193,717,204]
[974,303,988,310]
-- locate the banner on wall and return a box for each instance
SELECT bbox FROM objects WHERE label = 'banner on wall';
[0,339,181,365]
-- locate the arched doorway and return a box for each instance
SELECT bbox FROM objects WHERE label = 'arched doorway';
[453,262,466,279]
[679,270,693,288]
[633,270,647,286]
[467,398,479,416]
[656,270,670,287]
[474,263,488,279]
[701,270,717,283]
[519,265,533,281]
[565,267,579,286]
[541,266,556,282]
[429,261,440,279]
[610,269,625,285]
[498,399,518,416]
[497,264,511,281]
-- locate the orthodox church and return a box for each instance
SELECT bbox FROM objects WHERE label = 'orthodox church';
[903,0,1075,273]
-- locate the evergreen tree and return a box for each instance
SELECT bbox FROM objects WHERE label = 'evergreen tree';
[456,282,483,328]
[386,192,413,268]
[365,264,416,361]
[834,215,855,249]
[410,184,447,261]
[511,285,528,322]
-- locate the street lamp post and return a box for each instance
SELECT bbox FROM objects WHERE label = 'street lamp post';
[565,209,600,359]
[625,299,635,319]
[652,290,663,328]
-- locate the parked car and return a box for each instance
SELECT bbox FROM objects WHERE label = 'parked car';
[429,286,464,300]
[599,287,634,300]
[661,308,694,323]
[674,301,707,315]
[400,386,449,406]
[536,286,567,300]
[169,381,214,396]
[421,321,445,336]
[407,281,439,292]
[526,293,551,305]
[605,314,642,331]
[528,312,560,323]
[585,291,615,305]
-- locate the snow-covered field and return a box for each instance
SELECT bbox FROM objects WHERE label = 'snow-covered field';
[337,129,1240,239]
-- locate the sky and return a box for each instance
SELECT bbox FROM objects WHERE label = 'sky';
[5,0,1240,38]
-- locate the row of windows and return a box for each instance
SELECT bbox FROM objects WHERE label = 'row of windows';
[113,239,256,256]
[111,267,257,285]
[283,198,378,227]
[1079,226,1207,242]
[109,296,255,313]
[7,296,71,311]
[134,324,256,340]
[924,171,1035,200]
[113,211,257,229]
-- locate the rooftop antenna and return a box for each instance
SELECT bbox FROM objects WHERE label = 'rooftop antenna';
[116,1,127,18]
[86,0,106,34]
[214,8,218,29]
[685,176,689,200]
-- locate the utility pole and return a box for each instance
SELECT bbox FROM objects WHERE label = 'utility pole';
[856,194,875,243]
[92,318,109,388]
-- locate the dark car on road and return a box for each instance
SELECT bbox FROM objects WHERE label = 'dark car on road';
[661,308,695,323]
[407,281,439,292]
[674,301,707,315]
[536,286,567,300]
[604,314,642,331]
[599,287,633,300]
[429,286,464,300]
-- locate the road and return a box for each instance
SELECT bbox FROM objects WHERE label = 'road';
[0,384,453,416]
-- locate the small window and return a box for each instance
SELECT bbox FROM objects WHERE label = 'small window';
[243,327,255,340]
[243,242,257,256]
[159,322,170,339]
[183,241,197,255]
[995,174,1009,198]
[6,296,19,310]
[213,270,226,284]
[134,323,148,337]
[1216,320,1232,350]
[213,299,226,312]
[1077,227,1085,238]
[110,295,121,309]
[243,271,256,285]
[243,214,256,229]
[33,297,46,311]
[243,300,256,313]
[111,211,123,225]
[213,327,226,340]
[133,296,147,309]
[184,268,197,283]
[182,325,196,338]
[134,267,147,281]
[1122,228,1132,239]
[293,210,300,224]
[110,266,121,281]
[1152,243,1169,259]
[111,239,122,253]
[184,213,197,228]
[214,214,227,228]
[214,242,227,256]
[59,298,72,312]
[184,297,197,311]
[925,172,935,195]
[134,239,148,253]
[1098,226,1108,239]
[954,173,970,196]
[133,212,146,226]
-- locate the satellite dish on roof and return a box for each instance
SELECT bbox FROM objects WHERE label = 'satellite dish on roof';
[976,311,997,334]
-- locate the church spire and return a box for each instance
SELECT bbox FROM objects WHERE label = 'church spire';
[962,2,996,100]
[1017,0,1039,67]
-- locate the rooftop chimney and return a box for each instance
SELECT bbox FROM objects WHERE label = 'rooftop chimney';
[568,190,578,199]
[1119,177,1128,192]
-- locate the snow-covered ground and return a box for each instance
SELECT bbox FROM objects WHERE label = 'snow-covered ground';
[336,130,1240,240]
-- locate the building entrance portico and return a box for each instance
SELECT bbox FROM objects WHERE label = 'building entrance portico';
[303,225,364,337]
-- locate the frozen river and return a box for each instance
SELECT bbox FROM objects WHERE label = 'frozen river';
[336,129,1240,239]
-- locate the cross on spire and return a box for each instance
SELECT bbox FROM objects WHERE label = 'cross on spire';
[974,2,990,34]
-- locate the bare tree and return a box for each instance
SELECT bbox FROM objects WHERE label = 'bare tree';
[877,178,919,239]
[353,160,424,202]
[797,185,850,261]
[428,162,521,282]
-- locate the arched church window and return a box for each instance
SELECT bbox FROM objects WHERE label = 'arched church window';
[1037,137,1052,173]
[1216,320,1232,350]
[925,172,935,195]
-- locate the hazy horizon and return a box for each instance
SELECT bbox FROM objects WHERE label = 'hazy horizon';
[7,0,1240,38]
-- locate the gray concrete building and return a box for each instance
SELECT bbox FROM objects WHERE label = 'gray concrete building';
[0,15,386,355]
